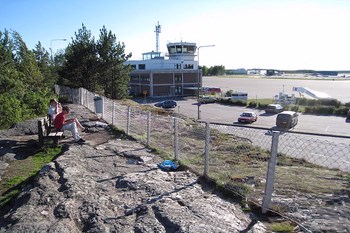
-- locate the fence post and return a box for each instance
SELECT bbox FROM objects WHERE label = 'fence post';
[101,97,105,119]
[147,111,151,147]
[86,91,88,109]
[174,117,179,161]
[79,88,82,105]
[204,122,210,178]
[112,101,115,126]
[262,131,280,214]
[127,106,131,135]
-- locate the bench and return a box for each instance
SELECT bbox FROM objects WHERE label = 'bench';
[38,117,64,146]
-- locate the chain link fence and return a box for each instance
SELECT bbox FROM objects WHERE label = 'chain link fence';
[56,85,350,232]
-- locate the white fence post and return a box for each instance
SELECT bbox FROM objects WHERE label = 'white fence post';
[147,111,151,147]
[127,106,131,135]
[86,91,88,109]
[262,131,280,214]
[204,122,210,177]
[112,101,115,126]
[174,117,179,161]
[101,97,105,119]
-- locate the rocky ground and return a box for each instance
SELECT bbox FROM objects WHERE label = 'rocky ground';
[0,104,267,232]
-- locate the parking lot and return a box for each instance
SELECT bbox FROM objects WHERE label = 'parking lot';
[169,98,349,137]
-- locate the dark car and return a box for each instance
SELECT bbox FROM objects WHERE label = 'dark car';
[265,104,284,114]
[154,100,177,109]
[276,111,298,128]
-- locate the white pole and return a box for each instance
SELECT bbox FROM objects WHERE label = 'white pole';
[262,131,280,214]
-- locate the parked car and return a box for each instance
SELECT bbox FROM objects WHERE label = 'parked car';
[154,100,177,109]
[265,104,284,114]
[237,111,258,123]
[200,96,217,103]
[276,111,298,128]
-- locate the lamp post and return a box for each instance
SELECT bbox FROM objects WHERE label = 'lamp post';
[197,44,215,120]
[50,38,67,62]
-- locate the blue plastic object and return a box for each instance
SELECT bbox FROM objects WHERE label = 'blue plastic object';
[158,160,179,171]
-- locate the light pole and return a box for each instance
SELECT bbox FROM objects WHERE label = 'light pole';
[197,44,215,120]
[50,38,67,62]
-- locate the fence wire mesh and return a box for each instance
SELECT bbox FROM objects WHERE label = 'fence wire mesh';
[177,119,206,175]
[149,114,175,158]
[56,85,350,232]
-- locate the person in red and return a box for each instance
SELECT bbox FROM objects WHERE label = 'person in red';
[54,106,85,143]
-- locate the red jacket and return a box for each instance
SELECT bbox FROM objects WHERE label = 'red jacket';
[54,112,66,130]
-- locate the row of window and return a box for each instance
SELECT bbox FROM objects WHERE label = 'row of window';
[131,75,183,82]
[131,63,194,70]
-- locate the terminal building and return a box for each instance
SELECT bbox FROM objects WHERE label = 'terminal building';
[125,41,201,98]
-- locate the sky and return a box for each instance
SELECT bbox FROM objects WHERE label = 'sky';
[1,0,350,70]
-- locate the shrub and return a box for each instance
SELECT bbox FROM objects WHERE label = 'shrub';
[319,98,341,107]
[230,100,247,106]
[0,94,23,129]
[247,101,257,108]
[333,106,348,116]
[315,106,334,115]
[296,98,307,106]
[306,99,318,106]
[304,106,315,113]
[290,105,299,112]
[225,90,233,97]
[257,103,268,110]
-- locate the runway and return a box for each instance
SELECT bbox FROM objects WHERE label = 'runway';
[203,76,350,103]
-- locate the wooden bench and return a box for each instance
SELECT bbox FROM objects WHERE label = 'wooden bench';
[38,117,64,146]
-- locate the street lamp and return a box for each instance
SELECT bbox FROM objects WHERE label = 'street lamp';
[197,44,215,120]
[50,38,67,62]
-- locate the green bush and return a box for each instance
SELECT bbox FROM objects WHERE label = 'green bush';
[304,106,315,113]
[257,103,268,110]
[225,90,233,97]
[296,98,307,105]
[319,98,341,107]
[290,105,299,112]
[247,101,257,108]
[306,99,317,106]
[333,106,348,116]
[316,106,334,115]
[0,94,23,129]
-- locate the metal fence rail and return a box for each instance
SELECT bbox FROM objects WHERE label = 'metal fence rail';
[55,85,350,232]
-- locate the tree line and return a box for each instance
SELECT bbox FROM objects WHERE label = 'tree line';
[0,24,131,129]
[201,65,225,76]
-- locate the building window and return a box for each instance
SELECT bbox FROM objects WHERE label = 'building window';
[175,74,182,82]
[138,64,145,70]
[130,65,136,70]
[141,77,150,82]
[175,86,182,94]
[130,74,139,82]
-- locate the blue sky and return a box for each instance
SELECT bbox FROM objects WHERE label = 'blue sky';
[2,0,350,70]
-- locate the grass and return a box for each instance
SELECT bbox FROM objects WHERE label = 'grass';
[271,222,295,232]
[0,145,62,215]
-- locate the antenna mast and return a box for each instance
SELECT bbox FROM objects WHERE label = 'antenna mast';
[154,21,161,52]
